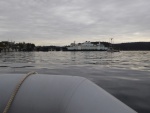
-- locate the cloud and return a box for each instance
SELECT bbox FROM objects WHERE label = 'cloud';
[0,0,150,45]
[52,4,97,25]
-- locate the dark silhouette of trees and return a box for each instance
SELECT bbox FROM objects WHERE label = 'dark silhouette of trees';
[100,42,110,47]
[114,42,150,51]
[35,46,64,51]
[14,42,35,51]
[1,41,150,52]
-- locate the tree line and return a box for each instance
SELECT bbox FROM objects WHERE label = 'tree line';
[113,42,150,51]
[1,41,150,52]
[0,41,35,52]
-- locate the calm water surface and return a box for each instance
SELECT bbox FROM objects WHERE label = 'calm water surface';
[0,51,150,71]
[0,51,150,113]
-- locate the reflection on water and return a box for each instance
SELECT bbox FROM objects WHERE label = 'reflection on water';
[0,51,150,113]
[0,51,150,71]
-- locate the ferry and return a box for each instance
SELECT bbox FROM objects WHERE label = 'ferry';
[67,41,109,51]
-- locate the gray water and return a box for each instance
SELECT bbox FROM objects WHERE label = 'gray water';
[0,51,150,113]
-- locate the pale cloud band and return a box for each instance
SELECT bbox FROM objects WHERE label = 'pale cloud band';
[0,0,150,45]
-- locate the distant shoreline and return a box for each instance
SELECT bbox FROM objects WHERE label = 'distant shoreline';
[0,41,150,52]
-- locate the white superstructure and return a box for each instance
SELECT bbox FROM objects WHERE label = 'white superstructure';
[67,41,108,51]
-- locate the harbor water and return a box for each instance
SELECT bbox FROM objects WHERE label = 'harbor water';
[0,51,150,113]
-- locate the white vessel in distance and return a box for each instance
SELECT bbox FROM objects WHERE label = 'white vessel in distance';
[67,41,109,51]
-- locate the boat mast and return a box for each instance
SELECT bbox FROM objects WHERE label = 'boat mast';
[110,38,113,50]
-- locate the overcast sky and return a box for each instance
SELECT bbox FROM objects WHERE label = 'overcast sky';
[0,0,150,45]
